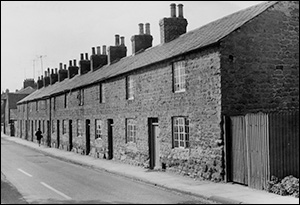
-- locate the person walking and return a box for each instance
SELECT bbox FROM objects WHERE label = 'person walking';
[35,128,43,147]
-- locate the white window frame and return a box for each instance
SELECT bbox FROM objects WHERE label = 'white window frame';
[95,119,103,139]
[126,76,134,100]
[173,61,186,93]
[173,117,190,148]
[126,119,137,143]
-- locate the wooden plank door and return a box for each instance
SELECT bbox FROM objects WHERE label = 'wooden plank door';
[230,116,248,185]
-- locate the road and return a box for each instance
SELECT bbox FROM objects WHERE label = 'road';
[1,138,215,204]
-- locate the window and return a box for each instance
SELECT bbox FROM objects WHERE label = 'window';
[42,120,45,133]
[99,83,105,103]
[126,119,137,143]
[173,61,186,92]
[77,89,84,106]
[52,120,55,133]
[36,101,38,111]
[77,119,83,136]
[126,76,134,100]
[95,119,103,139]
[62,120,67,134]
[173,117,190,148]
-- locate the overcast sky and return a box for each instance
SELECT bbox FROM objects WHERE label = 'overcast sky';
[1,1,264,92]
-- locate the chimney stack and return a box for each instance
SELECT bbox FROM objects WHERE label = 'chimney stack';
[90,46,108,71]
[68,59,79,79]
[108,34,127,64]
[50,67,58,85]
[131,23,153,54]
[79,52,91,75]
[159,3,188,43]
[92,47,96,55]
[43,70,50,87]
[58,62,68,82]
[23,78,36,89]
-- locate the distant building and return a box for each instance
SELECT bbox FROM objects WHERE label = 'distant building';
[1,79,36,135]
[16,1,298,190]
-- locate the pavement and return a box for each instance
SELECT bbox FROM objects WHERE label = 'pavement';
[1,133,299,204]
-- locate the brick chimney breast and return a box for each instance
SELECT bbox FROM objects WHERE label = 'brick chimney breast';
[159,3,188,44]
[91,46,108,71]
[108,35,127,64]
[79,52,91,75]
[131,23,153,55]
[50,68,59,85]
[68,59,79,79]
[43,70,50,87]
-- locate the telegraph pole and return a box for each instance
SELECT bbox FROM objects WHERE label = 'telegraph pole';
[33,59,35,79]
[37,55,47,75]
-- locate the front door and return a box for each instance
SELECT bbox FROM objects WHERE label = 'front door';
[47,120,50,147]
[69,120,73,151]
[31,121,34,141]
[85,119,90,155]
[148,118,160,169]
[107,119,114,160]
[57,120,60,148]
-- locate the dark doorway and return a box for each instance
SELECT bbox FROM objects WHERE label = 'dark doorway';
[69,120,73,151]
[85,119,91,155]
[57,120,60,148]
[31,121,34,141]
[148,118,160,169]
[107,119,114,160]
[47,120,51,147]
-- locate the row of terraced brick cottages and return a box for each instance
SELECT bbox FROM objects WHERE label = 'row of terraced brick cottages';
[16,2,299,190]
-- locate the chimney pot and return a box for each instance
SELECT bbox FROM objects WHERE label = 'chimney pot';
[85,53,89,60]
[69,60,72,66]
[102,45,107,55]
[55,68,58,73]
[170,3,176,17]
[73,59,77,66]
[47,68,50,75]
[145,23,150,35]
[59,63,63,70]
[64,64,67,69]
[178,4,184,18]
[115,34,120,46]
[138,23,144,35]
[38,76,40,80]
[92,47,96,55]
[44,71,47,77]
[51,69,54,74]
[97,46,101,55]
[80,53,84,60]
[120,36,125,45]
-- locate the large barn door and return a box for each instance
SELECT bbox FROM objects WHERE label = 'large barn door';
[246,113,269,190]
[230,116,248,185]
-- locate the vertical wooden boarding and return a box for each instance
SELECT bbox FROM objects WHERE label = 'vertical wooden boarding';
[269,111,299,179]
[230,116,248,185]
[246,113,269,190]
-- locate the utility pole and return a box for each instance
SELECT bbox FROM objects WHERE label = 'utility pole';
[37,55,47,75]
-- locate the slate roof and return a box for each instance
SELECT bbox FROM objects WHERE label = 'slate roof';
[18,1,278,104]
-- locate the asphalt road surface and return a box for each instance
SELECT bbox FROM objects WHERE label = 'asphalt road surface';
[1,138,215,204]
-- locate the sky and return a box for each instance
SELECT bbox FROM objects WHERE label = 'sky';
[1,1,265,93]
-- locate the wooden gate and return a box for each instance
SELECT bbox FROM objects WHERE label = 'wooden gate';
[229,113,269,189]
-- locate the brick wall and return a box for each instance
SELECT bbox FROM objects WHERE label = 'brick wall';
[221,1,299,116]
